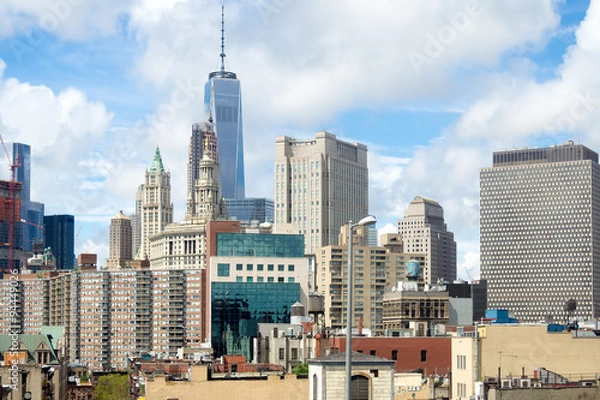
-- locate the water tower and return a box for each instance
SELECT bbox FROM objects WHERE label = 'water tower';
[308,293,326,333]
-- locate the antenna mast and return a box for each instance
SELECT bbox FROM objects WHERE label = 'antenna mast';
[220,2,226,76]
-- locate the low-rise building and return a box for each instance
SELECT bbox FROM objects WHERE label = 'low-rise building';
[452,323,600,400]
[309,352,395,400]
[145,364,307,400]
[0,331,67,400]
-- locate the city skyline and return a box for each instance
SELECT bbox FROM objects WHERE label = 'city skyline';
[0,1,596,278]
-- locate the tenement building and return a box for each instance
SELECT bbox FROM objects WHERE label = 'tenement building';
[480,141,600,323]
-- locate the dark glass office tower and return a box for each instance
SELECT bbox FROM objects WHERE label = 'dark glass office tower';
[43,214,75,270]
[204,5,245,200]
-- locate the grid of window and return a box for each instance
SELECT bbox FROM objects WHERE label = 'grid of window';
[216,233,305,257]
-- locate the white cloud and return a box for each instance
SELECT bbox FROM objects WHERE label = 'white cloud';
[0,59,116,215]
[3,0,595,273]
[0,0,129,41]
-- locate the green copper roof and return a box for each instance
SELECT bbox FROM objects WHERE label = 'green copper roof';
[150,146,165,173]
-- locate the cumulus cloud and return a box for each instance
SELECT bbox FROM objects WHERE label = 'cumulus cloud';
[3,0,595,272]
[0,59,114,216]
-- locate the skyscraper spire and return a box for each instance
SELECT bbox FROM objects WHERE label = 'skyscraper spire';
[220,2,226,76]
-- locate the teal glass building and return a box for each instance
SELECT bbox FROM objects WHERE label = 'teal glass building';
[216,232,304,258]
[211,282,300,359]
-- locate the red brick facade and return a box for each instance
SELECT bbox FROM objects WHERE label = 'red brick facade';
[329,336,451,376]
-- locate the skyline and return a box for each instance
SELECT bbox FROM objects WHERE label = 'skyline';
[0,0,597,279]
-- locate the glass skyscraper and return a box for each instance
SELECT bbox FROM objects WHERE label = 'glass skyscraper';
[9,143,44,252]
[204,5,245,200]
[43,214,75,270]
[204,73,245,200]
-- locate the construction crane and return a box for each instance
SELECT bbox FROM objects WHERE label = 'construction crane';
[0,134,20,272]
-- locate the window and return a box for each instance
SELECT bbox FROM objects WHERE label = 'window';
[236,264,243,271]
[278,264,285,271]
[257,264,264,271]
[391,350,397,361]
[278,277,285,282]
[288,277,295,283]
[268,277,274,282]
[246,264,253,271]
[246,277,253,282]
[257,277,264,282]
[236,277,243,282]
[279,348,285,360]
[421,350,427,362]
[288,264,295,271]
[291,348,298,360]
[268,264,274,271]
[217,263,230,277]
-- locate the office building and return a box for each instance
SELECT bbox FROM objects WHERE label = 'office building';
[208,229,308,359]
[9,143,45,253]
[275,131,369,255]
[397,196,457,284]
[317,228,425,336]
[204,5,245,200]
[43,214,74,270]
[480,141,600,322]
[106,210,133,268]
[139,147,173,259]
[226,197,273,223]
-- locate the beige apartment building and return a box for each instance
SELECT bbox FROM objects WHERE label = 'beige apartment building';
[106,210,133,268]
[0,272,48,335]
[274,131,369,255]
[317,228,425,335]
[397,196,457,284]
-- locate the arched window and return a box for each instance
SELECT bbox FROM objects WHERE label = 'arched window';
[312,374,318,400]
[351,375,370,400]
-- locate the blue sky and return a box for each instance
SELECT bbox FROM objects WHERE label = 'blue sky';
[0,0,597,278]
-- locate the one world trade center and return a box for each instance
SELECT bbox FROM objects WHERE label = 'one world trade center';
[204,5,245,200]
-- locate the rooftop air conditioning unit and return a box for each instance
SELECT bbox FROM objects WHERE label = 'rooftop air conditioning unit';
[520,379,531,388]
[501,379,512,389]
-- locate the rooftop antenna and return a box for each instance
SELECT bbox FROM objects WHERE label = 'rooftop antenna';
[220,2,226,76]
